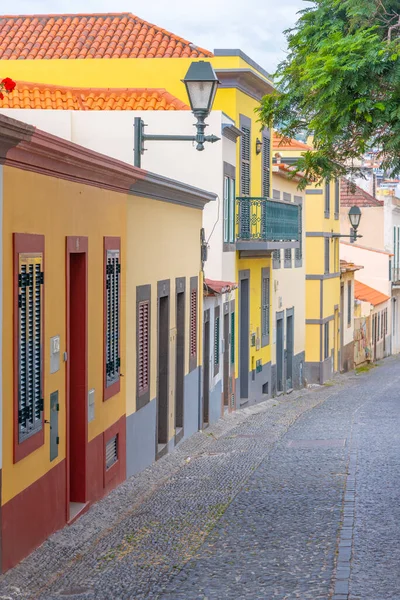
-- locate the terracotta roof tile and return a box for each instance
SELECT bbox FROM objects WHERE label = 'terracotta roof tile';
[340,179,384,207]
[354,280,390,307]
[272,132,312,151]
[204,279,238,295]
[340,259,363,274]
[0,13,212,59]
[0,81,190,111]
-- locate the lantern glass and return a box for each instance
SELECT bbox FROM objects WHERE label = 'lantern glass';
[348,206,361,229]
[183,61,219,115]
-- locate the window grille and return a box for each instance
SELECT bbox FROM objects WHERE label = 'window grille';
[18,255,44,442]
[106,249,120,388]
[190,288,197,359]
[138,301,150,395]
[261,272,270,347]
[214,310,220,375]
[105,434,118,470]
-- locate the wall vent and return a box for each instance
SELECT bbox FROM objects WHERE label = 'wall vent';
[105,434,118,470]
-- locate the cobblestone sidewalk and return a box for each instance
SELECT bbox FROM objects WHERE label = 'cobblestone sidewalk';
[0,366,381,600]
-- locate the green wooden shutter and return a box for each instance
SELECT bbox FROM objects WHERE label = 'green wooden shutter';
[241,126,251,196]
[262,135,271,197]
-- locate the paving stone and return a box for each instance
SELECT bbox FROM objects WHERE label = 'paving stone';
[0,357,399,599]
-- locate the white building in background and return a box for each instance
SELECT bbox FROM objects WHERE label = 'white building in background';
[0,105,240,425]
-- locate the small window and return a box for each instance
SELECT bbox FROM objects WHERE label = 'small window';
[324,322,329,359]
[324,238,330,274]
[347,281,352,326]
[104,238,121,400]
[214,307,220,376]
[189,277,198,372]
[273,249,281,269]
[17,252,44,443]
[325,180,330,217]
[284,248,292,268]
[105,434,118,470]
[261,269,270,347]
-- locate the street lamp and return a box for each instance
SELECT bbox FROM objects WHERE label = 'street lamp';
[133,60,220,168]
[332,205,363,242]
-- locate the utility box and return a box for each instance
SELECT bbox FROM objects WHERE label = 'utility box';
[88,388,95,422]
[50,335,61,374]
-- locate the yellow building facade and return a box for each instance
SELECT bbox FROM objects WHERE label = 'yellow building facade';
[274,140,341,383]
[0,113,214,571]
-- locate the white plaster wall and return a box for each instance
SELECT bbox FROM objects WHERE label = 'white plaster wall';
[0,108,235,283]
[340,206,384,250]
[270,176,306,359]
[342,271,355,347]
[340,243,391,297]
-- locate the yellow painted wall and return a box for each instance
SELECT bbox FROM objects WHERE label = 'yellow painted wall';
[236,257,272,371]
[126,196,202,441]
[0,55,272,121]
[2,166,126,504]
[306,324,320,362]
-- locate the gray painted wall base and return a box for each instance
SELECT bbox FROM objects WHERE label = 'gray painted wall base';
[305,356,333,385]
[126,398,156,478]
[209,379,222,424]
[184,367,200,440]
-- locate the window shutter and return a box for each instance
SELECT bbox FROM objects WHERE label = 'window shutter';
[273,249,281,269]
[295,204,303,262]
[241,126,251,196]
[335,179,340,216]
[106,249,120,388]
[214,309,220,375]
[223,176,229,243]
[230,312,235,365]
[284,248,292,267]
[190,288,197,359]
[347,281,352,325]
[229,178,236,243]
[105,434,118,470]
[18,255,43,442]
[138,301,150,395]
[262,135,271,197]
[261,269,270,347]
[324,238,330,273]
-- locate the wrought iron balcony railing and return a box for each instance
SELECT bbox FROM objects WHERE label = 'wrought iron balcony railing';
[236,197,299,242]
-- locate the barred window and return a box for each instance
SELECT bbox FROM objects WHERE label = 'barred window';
[104,238,121,400]
[214,306,220,376]
[189,276,198,372]
[138,301,150,395]
[18,254,44,442]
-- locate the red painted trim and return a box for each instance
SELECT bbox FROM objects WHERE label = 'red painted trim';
[103,237,121,402]
[65,236,88,522]
[13,233,45,464]
[2,460,66,572]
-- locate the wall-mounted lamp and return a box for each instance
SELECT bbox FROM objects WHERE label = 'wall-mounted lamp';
[332,205,363,242]
[133,61,220,168]
[255,138,262,155]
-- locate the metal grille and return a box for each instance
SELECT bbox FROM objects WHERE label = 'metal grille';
[105,434,118,470]
[190,288,197,358]
[214,316,220,366]
[273,250,281,269]
[138,300,149,395]
[231,312,235,365]
[262,136,271,197]
[261,277,270,338]
[241,126,251,196]
[18,255,43,442]
[106,249,120,387]
[236,197,299,242]
[284,248,292,267]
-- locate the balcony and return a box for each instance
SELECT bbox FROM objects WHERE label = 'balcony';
[392,267,400,287]
[236,197,300,257]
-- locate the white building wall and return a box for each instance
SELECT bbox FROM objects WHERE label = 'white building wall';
[340,243,392,297]
[342,272,355,348]
[0,108,235,283]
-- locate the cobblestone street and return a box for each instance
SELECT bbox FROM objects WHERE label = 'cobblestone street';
[1,357,400,600]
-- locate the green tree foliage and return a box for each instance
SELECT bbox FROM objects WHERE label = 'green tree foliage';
[258,0,400,188]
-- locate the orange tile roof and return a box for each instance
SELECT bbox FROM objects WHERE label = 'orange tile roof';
[0,13,213,60]
[0,81,189,110]
[341,179,383,207]
[354,280,390,306]
[272,132,312,151]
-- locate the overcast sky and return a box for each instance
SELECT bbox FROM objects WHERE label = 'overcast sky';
[1,0,306,73]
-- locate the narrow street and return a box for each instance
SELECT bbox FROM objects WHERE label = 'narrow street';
[1,357,400,600]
